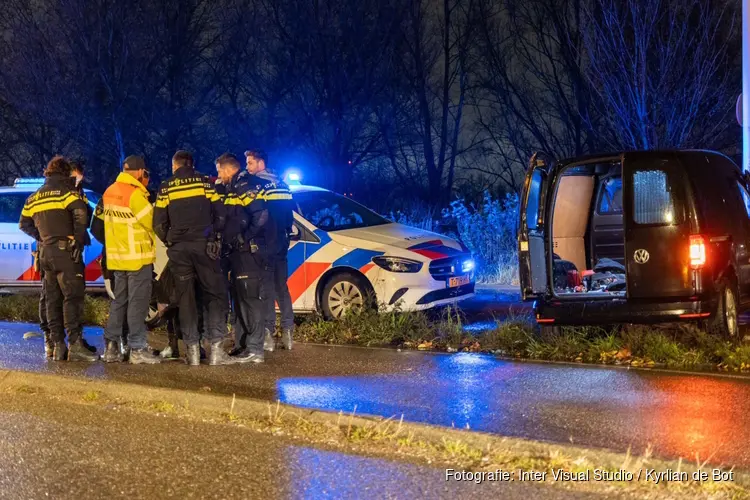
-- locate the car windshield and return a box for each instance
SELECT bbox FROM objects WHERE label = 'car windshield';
[294,191,389,231]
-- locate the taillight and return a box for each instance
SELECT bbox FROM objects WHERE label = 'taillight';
[689,235,706,268]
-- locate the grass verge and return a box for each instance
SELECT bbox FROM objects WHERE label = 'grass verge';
[1,370,747,499]
[296,306,750,373]
[4,293,750,373]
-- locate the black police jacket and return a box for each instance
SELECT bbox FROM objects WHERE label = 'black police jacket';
[224,170,293,257]
[221,171,249,246]
[153,166,226,245]
[255,170,294,258]
[18,173,90,247]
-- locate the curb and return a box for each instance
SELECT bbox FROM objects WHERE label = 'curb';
[0,368,747,490]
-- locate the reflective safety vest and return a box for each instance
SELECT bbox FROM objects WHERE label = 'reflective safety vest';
[95,172,155,271]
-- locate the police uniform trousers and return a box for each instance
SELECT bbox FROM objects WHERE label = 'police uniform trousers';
[39,270,49,335]
[264,254,294,334]
[167,240,227,345]
[229,249,272,355]
[39,242,85,344]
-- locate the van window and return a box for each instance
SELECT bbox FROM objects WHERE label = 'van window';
[526,171,542,230]
[0,193,29,224]
[738,181,750,219]
[598,177,622,214]
[632,170,681,225]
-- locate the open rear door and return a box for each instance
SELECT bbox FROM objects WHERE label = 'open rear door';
[622,152,693,299]
[518,153,551,301]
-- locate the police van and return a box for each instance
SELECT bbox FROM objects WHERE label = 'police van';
[0,178,105,289]
[150,182,476,319]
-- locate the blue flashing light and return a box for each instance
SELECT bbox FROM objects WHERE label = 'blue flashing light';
[461,258,475,274]
[284,169,302,186]
[13,177,45,188]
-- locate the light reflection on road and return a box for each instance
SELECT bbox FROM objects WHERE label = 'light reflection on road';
[278,353,750,468]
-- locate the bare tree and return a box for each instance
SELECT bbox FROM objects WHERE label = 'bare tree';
[471,0,601,194]
[387,0,481,205]
[579,0,738,150]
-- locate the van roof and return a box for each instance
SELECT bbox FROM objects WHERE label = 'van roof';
[555,149,740,172]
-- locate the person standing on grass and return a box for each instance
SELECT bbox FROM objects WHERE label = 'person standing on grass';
[93,155,160,364]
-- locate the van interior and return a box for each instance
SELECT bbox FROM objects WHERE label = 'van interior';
[551,161,627,298]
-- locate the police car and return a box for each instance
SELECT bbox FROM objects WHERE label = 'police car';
[0,178,105,289]
[2,177,475,318]
[149,181,476,318]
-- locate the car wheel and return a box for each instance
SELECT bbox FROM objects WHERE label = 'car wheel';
[321,272,374,320]
[709,278,741,343]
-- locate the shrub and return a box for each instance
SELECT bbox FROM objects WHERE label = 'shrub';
[446,192,519,285]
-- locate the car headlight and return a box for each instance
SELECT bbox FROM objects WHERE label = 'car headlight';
[372,256,423,273]
[461,258,475,274]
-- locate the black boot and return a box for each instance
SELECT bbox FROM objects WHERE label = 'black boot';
[102,341,123,363]
[264,328,276,352]
[52,341,67,361]
[120,341,131,363]
[81,337,97,353]
[129,346,161,365]
[43,332,54,358]
[280,328,293,351]
[68,339,99,362]
[159,336,180,360]
[209,341,241,366]
[186,343,200,366]
[232,348,265,364]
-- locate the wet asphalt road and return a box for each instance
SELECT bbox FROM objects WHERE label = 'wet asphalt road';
[0,392,593,500]
[2,319,750,471]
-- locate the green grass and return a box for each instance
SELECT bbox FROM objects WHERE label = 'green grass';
[0,294,110,327]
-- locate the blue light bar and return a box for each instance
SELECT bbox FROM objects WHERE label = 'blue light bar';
[13,177,45,187]
[284,170,302,186]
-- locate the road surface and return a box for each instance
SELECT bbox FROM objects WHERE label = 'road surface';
[1,391,595,499]
[1,321,749,471]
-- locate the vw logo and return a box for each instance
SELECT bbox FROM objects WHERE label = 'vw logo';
[633,249,650,264]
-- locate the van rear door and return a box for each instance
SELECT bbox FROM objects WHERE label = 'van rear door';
[518,153,551,300]
[623,152,694,299]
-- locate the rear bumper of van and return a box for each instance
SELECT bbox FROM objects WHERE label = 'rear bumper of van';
[533,297,718,325]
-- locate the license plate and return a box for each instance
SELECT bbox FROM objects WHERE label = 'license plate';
[448,275,470,288]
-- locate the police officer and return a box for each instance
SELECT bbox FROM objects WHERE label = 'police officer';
[26,160,97,357]
[245,149,295,351]
[215,152,269,363]
[153,150,239,366]
[19,156,98,362]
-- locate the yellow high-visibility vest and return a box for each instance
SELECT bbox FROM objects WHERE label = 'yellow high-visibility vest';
[96,172,155,271]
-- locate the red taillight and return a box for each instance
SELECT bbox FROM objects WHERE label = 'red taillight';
[689,235,706,269]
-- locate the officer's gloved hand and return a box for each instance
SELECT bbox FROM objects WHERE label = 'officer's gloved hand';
[206,237,221,261]
[232,234,245,252]
[70,240,84,264]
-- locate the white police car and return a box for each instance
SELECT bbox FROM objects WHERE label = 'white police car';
[0,178,105,289]
[150,182,475,318]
